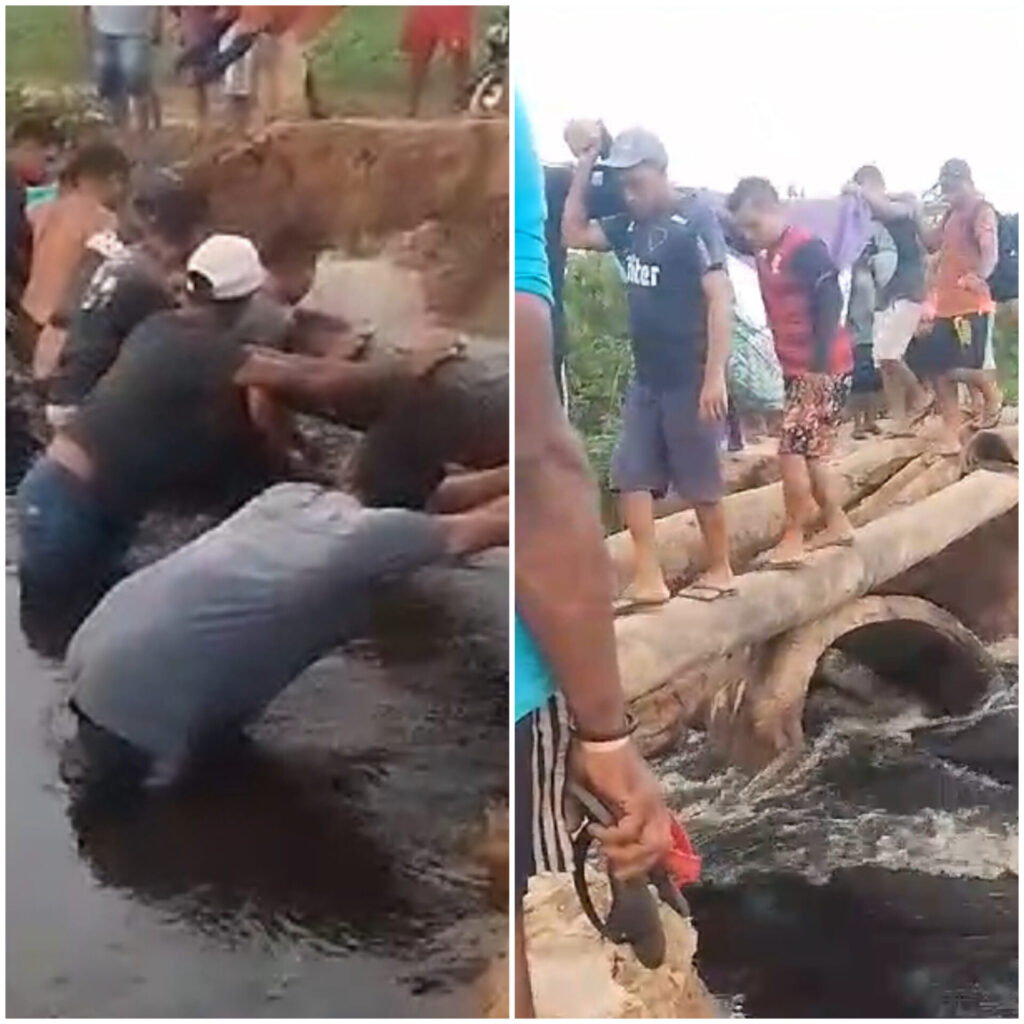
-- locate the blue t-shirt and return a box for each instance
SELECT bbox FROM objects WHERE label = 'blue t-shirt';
[602,201,726,391]
[513,91,556,721]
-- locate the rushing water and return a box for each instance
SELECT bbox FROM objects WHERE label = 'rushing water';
[661,668,1019,1018]
[5,505,508,1017]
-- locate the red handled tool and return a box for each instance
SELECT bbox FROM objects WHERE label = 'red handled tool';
[568,780,701,969]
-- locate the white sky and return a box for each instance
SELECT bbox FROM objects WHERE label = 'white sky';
[515,0,1021,209]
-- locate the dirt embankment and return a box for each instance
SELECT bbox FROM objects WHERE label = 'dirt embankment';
[185,117,509,337]
[525,873,718,1019]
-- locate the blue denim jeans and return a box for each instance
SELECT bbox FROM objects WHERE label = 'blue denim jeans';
[93,33,153,100]
[15,457,135,597]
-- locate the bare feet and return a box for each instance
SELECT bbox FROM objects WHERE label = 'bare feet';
[809,512,855,551]
[691,563,735,592]
[932,435,962,457]
[972,390,1005,430]
[614,569,671,612]
[760,532,806,568]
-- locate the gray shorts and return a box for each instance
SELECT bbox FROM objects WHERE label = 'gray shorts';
[610,381,724,503]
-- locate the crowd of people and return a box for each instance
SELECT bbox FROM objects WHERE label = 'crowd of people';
[543,117,1013,602]
[78,5,488,135]
[513,91,1016,1015]
[7,84,509,780]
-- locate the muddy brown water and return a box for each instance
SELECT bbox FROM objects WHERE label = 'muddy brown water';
[666,668,1018,1018]
[5,503,508,1017]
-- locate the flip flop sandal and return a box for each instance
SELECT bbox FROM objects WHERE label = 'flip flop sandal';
[676,583,739,602]
[906,400,936,428]
[613,594,670,616]
[755,555,808,571]
[975,407,1005,431]
[808,534,855,552]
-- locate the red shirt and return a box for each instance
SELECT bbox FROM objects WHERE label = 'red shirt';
[756,226,852,377]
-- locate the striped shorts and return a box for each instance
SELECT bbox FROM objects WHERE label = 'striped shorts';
[514,693,573,901]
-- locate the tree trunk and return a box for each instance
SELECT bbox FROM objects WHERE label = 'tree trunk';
[616,470,1019,702]
[607,436,926,591]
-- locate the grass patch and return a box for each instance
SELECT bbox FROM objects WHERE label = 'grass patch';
[5,7,84,86]
[6,6,503,104]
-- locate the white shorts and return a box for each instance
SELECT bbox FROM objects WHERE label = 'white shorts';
[45,404,78,431]
[221,24,255,97]
[872,299,924,365]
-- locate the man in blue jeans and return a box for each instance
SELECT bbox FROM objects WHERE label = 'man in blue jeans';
[514,92,672,1018]
[84,6,160,134]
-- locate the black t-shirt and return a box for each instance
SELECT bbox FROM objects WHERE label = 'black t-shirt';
[600,209,720,390]
[49,249,175,406]
[877,209,927,305]
[68,308,264,515]
[6,165,31,308]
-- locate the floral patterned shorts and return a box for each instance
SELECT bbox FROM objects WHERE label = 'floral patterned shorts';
[779,374,852,458]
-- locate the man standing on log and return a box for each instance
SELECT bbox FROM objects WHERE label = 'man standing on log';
[915,159,1003,446]
[515,92,673,1018]
[727,177,855,568]
[563,126,735,607]
[842,165,931,435]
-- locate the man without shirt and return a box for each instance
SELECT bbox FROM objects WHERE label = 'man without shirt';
[47,174,211,427]
[562,125,735,607]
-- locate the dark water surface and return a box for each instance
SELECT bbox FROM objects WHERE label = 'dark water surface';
[6,507,508,1017]
[662,674,1019,1017]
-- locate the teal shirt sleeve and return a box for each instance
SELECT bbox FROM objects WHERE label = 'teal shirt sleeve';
[514,91,553,304]
[513,92,556,720]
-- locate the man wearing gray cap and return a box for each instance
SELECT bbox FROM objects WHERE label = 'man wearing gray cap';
[563,126,735,607]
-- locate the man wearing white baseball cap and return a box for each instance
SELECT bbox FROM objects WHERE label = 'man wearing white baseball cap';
[186,233,266,300]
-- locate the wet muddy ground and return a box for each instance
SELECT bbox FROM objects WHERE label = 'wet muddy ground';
[6,513,508,1017]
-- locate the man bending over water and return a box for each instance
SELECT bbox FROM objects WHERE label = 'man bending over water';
[65,466,508,789]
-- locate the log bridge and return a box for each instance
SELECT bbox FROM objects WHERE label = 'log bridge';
[610,428,1019,769]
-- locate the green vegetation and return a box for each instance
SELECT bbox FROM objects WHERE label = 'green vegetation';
[310,7,500,100]
[994,303,1019,404]
[563,254,1020,490]
[5,6,502,107]
[5,7,84,85]
[563,253,631,488]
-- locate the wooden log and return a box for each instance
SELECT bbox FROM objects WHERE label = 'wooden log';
[607,436,926,591]
[729,595,1001,769]
[617,470,1019,702]
[885,457,961,509]
[847,455,934,527]
[962,425,1019,474]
